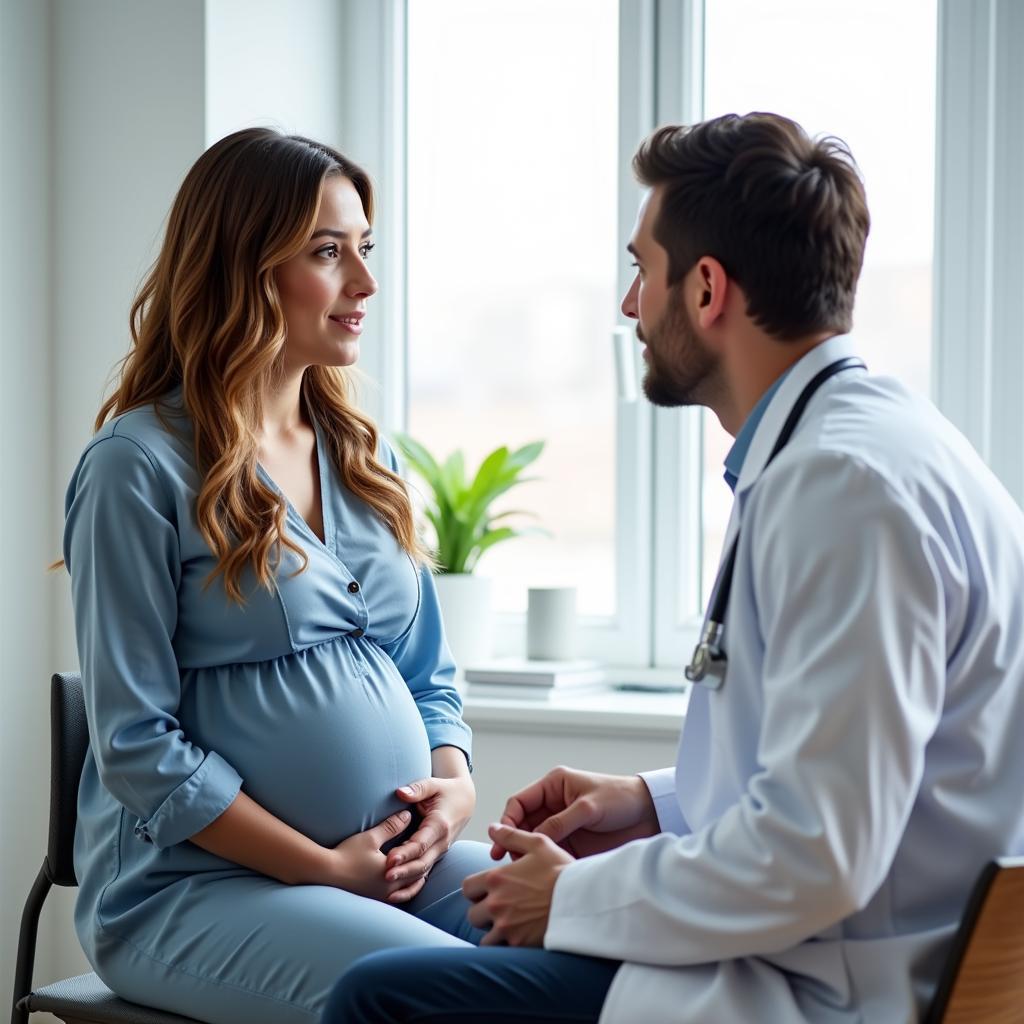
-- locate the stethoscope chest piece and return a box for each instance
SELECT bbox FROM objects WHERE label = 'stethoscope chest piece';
[685,620,727,690]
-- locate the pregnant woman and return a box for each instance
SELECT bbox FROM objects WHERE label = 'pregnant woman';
[62,127,493,1024]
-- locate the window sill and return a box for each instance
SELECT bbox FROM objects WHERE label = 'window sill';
[462,666,689,739]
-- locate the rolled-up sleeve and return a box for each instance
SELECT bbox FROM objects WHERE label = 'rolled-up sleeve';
[64,431,242,849]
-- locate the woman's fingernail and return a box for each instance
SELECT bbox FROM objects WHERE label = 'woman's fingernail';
[399,810,411,820]
[399,786,414,796]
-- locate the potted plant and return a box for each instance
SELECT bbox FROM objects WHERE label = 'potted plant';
[393,434,545,670]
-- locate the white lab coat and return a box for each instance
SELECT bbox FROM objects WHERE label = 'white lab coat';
[545,336,1024,1023]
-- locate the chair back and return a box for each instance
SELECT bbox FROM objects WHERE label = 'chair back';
[47,672,88,887]
[924,857,1024,1023]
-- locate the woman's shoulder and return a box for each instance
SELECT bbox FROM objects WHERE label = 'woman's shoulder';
[75,391,197,492]
[377,434,400,473]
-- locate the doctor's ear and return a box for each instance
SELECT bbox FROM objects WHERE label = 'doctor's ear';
[693,256,728,328]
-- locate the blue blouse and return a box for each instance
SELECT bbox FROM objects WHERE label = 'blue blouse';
[63,390,471,945]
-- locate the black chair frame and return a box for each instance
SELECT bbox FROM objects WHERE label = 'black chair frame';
[12,672,89,1024]
[11,673,201,1024]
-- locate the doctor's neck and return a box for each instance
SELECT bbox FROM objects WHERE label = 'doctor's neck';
[714,327,837,437]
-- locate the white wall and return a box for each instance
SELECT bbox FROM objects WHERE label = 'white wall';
[0,0,57,998]
[51,0,207,644]
[48,0,208,985]
[4,0,393,991]
[206,0,344,147]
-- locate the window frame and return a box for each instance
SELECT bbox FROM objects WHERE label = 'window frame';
[933,0,1024,507]
[340,0,1024,671]
[650,0,707,669]
[358,0,668,667]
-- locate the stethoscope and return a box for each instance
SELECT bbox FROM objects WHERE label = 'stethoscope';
[685,356,867,691]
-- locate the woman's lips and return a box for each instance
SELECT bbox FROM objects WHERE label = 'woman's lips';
[328,315,363,336]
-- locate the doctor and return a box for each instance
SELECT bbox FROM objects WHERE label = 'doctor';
[323,112,1024,1023]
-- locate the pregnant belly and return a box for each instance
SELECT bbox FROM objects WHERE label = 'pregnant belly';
[179,639,433,847]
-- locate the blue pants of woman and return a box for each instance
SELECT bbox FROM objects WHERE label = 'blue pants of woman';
[321,945,620,1023]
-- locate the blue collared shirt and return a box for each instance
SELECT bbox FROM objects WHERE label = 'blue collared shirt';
[722,370,791,492]
[63,388,472,963]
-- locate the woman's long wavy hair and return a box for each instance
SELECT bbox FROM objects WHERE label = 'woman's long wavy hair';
[94,127,427,603]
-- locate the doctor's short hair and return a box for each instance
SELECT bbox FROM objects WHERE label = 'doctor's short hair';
[633,112,870,341]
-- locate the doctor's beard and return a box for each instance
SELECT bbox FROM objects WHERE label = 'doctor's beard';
[640,286,721,409]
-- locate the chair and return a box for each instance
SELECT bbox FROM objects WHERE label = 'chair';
[922,855,1024,1023]
[10,672,201,1024]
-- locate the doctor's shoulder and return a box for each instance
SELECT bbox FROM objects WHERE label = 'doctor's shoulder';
[742,386,1006,578]
[770,381,955,499]
[743,423,951,578]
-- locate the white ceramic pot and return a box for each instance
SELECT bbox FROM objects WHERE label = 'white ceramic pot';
[433,573,493,674]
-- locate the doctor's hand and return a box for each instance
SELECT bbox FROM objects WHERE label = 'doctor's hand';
[325,809,428,904]
[492,765,659,861]
[383,758,476,902]
[464,823,574,947]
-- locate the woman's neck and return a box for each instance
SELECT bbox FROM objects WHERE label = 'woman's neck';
[259,366,308,440]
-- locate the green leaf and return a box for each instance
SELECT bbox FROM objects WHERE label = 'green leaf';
[391,434,548,573]
[469,474,541,514]
[475,526,518,553]
[393,433,443,491]
[440,451,467,505]
[423,506,444,543]
[442,511,475,574]
[466,446,510,505]
[437,509,470,573]
[488,508,540,523]
[463,526,517,572]
[505,440,545,472]
[462,453,542,528]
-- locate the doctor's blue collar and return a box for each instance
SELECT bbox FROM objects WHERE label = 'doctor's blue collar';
[723,368,793,493]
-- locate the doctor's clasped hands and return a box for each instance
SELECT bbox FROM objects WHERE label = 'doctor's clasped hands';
[463,767,662,946]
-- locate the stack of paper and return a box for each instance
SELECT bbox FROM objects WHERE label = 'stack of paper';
[464,658,608,699]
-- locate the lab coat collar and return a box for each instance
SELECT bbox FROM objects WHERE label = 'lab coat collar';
[732,334,862,500]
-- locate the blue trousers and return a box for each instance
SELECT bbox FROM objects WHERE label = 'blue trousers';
[321,946,620,1023]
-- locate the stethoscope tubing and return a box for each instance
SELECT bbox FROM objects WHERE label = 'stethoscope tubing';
[686,356,867,690]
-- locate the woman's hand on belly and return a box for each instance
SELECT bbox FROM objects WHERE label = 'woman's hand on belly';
[382,758,476,900]
[326,808,430,904]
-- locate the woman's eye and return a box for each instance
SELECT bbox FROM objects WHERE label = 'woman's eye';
[317,245,339,259]
[359,242,376,259]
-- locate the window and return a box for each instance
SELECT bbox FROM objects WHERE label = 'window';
[405,0,655,665]
[697,0,938,604]
[406,0,621,619]
[366,0,946,668]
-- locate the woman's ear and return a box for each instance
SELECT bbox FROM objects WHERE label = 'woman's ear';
[694,256,728,328]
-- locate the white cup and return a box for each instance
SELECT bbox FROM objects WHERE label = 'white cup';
[527,586,578,661]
